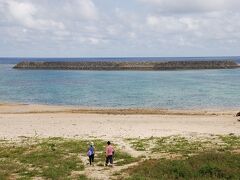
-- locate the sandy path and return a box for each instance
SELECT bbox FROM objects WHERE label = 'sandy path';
[77,140,143,180]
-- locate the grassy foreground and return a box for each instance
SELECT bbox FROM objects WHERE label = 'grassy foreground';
[124,135,240,180]
[0,135,239,179]
[126,152,240,180]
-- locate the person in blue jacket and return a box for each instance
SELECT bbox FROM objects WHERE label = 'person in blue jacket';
[87,142,95,165]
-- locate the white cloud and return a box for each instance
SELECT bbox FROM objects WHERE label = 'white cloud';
[62,0,98,21]
[0,0,240,57]
[140,0,239,13]
[77,0,98,20]
[146,15,159,26]
[7,0,64,30]
[145,11,240,49]
[147,15,187,33]
[179,17,199,30]
[146,15,200,33]
[142,0,240,49]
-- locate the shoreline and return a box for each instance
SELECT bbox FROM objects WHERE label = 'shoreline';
[0,102,239,115]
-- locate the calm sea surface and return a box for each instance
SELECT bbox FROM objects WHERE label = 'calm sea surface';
[0,60,240,109]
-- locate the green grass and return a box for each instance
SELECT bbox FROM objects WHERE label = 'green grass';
[0,143,29,179]
[219,135,240,150]
[0,138,138,179]
[126,137,153,151]
[114,151,138,166]
[152,136,206,155]
[126,152,240,180]
[128,135,240,156]
[2,136,238,179]
[0,159,27,180]
[0,138,88,179]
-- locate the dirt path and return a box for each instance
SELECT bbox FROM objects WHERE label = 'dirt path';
[77,140,144,180]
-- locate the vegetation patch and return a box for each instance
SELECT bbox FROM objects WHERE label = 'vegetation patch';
[126,137,154,151]
[218,135,240,151]
[128,135,240,156]
[0,138,138,179]
[0,138,87,179]
[114,151,138,166]
[126,152,240,180]
[152,136,209,155]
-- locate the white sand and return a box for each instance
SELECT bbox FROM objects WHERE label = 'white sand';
[0,103,239,139]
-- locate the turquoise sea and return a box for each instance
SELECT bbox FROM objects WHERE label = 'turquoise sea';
[0,57,239,109]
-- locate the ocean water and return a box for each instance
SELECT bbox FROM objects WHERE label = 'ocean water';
[0,62,239,109]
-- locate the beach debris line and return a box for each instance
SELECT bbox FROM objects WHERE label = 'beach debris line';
[13,60,239,71]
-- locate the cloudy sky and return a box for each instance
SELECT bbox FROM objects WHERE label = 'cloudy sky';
[0,0,240,57]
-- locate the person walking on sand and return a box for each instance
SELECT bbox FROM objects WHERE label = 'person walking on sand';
[105,141,114,166]
[87,142,95,166]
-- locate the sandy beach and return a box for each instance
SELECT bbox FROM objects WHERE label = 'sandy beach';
[0,103,239,139]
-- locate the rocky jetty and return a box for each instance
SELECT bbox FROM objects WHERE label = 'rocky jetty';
[13,60,239,71]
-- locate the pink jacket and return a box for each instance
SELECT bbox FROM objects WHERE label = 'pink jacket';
[106,145,114,156]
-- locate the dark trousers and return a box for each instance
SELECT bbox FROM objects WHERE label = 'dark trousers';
[89,154,94,165]
[106,155,113,165]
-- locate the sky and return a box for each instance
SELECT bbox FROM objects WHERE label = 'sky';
[0,0,240,57]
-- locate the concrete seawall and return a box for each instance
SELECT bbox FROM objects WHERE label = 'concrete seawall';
[13,60,239,71]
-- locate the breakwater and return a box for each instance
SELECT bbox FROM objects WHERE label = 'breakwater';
[13,60,239,70]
